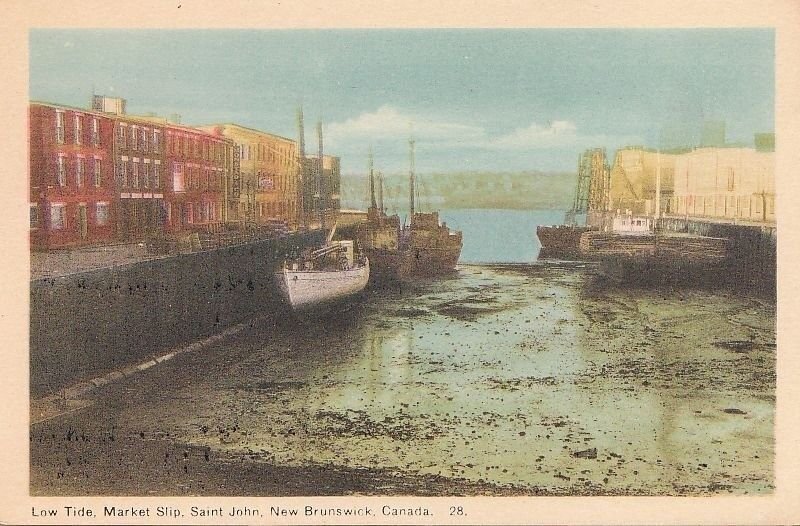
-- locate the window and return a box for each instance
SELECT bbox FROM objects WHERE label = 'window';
[96,202,109,226]
[142,163,150,189]
[57,155,66,186]
[727,168,735,192]
[117,124,126,147]
[74,115,82,145]
[120,159,129,187]
[186,202,194,223]
[55,111,65,144]
[140,128,148,151]
[153,163,160,189]
[130,126,138,150]
[132,161,139,188]
[76,158,84,187]
[50,203,65,230]
[30,204,39,229]
[91,117,99,146]
[93,158,101,187]
[173,162,185,192]
[153,130,161,152]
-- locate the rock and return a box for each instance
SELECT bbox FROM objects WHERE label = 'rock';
[722,408,747,415]
[573,447,598,459]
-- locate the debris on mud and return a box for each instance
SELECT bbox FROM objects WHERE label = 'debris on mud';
[573,448,598,459]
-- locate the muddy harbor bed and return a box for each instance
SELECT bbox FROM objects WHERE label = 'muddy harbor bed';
[30,264,775,496]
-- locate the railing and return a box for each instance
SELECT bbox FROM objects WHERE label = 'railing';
[147,220,292,254]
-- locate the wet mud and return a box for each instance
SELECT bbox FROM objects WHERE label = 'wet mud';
[31,264,775,496]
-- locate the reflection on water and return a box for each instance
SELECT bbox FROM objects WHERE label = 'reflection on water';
[138,263,774,495]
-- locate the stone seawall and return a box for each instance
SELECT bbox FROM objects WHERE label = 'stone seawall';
[659,217,777,294]
[30,231,325,396]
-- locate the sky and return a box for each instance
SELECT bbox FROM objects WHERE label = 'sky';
[29,29,774,174]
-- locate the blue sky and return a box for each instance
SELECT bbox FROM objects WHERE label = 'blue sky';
[30,29,774,173]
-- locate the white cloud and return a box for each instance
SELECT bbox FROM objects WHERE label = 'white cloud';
[488,120,579,150]
[326,105,485,146]
[326,106,642,171]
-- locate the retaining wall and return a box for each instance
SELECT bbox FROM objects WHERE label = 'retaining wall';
[30,231,324,396]
[659,217,776,294]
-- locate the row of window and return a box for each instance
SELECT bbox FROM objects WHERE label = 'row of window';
[168,133,227,162]
[30,202,110,230]
[673,194,775,214]
[55,155,103,188]
[116,158,162,190]
[55,111,101,147]
[239,142,293,168]
[171,162,223,193]
[256,201,291,218]
[166,201,218,224]
[116,124,162,153]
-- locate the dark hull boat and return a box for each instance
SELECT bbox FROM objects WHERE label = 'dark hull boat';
[356,142,462,282]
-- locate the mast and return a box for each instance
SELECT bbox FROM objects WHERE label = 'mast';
[655,149,661,221]
[316,120,324,227]
[368,147,377,210]
[409,137,416,224]
[296,106,307,229]
[377,171,384,213]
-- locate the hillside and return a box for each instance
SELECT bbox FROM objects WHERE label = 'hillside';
[340,170,576,211]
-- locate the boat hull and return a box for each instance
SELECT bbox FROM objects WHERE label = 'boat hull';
[536,225,594,258]
[365,243,461,282]
[276,259,370,310]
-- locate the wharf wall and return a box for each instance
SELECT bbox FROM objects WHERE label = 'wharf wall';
[658,216,776,293]
[30,231,325,397]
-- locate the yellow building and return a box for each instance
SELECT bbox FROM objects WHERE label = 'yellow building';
[608,147,677,216]
[197,123,300,226]
[671,147,775,223]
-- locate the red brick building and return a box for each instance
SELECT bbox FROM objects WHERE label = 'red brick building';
[162,124,231,233]
[111,114,167,241]
[29,102,117,250]
[31,96,240,250]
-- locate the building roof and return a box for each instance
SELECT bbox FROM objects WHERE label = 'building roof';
[196,122,296,144]
[30,100,107,118]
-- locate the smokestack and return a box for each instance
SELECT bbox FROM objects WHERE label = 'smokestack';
[296,106,307,228]
[409,137,416,222]
[296,106,305,159]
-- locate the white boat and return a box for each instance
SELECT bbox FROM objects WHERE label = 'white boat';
[275,240,370,310]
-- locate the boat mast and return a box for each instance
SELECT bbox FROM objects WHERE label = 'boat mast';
[368,146,377,210]
[409,136,416,225]
[316,120,324,228]
[377,171,384,213]
[655,148,661,223]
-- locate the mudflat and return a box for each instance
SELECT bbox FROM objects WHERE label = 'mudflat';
[31,264,775,496]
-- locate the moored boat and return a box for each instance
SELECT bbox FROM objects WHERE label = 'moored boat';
[356,140,462,282]
[275,240,369,310]
[536,224,595,258]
